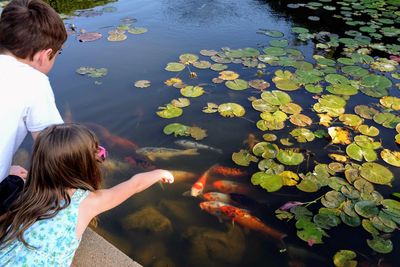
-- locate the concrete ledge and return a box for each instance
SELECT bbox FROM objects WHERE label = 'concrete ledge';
[72,228,142,267]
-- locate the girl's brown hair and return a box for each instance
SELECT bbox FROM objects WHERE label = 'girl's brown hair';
[0,123,103,248]
[0,0,67,59]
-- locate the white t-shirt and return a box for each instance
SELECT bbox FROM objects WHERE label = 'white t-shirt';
[0,55,63,182]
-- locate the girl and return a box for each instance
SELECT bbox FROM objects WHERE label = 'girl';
[0,123,174,266]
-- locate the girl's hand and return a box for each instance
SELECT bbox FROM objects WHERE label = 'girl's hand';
[156,169,174,184]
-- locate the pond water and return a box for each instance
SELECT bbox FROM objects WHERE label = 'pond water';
[6,0,400,266]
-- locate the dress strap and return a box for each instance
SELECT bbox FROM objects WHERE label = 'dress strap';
[71,189,90,203]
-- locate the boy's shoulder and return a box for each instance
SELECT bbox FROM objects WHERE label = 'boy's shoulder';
[0,54,49,82]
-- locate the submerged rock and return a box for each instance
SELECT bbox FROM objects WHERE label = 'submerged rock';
[134,241,167,267]
[158,199,197,224]
[183,224,245,267]
[122,206,172,234]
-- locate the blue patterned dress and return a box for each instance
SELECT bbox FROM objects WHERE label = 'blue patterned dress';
[0,189,89,267]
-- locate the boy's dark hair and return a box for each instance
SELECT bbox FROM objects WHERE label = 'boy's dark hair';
[0,0,67,60]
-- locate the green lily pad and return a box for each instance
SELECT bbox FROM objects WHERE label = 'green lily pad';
[341,66,369,77]
[346,143,377,162]
[127,27,148,34]
[280,103,302,114]
[232,149,259,166]
[333,250,357,267]
[165,62,186,72]
[218,103,246,117]
[276,149,304,166]
[163,123,189,137]
[269,39,289,48]
[210,63,228,71]
[373,112,400,128]
[296,218,328,245]
[367,236,393,254]
[305,84,323,93]
[272,70,300,91]
[179,53,199,64]
[381,149,400,167]
[263,47,287,56]
[339,114,363,127]
[354,105,379,119]
[202,102,219,113]
[358,125,379,137]
[156,104,183,119]
[76,67,108,78]
[180,86,204,97]
[249,79,270,90]
[258,29,284,38]
[251,172,283,192]
[171,98,190,108]
[292,27,309,34]
[360,163,393,185]
[252,142,279,159]
[263,133,277,142]
[192,60,211,69]
[354,201,379,218]
[225,79,249,90]
[251,99,278,112]
[290,128,315,143]
[380,96,400,110]
[261,90,292,106]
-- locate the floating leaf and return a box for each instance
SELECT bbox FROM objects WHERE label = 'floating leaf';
[360,163,393,185]
[210,63,228,71]
[269,39,289,48]
[289,114,312,127]
[225,79,249,90]
[357,125,379,137]
[296,218,328,245]
[367,236,393,254]
[381,149,400,167]
[354,201,379,218]
[261,90,292,106]
[76,67,108,78]
[258,29,284,38]
[328,127,351,145]
[280,171,299,186]
[272,70,300,91]
[107,33,127,42]
[77,32,102,42]
[193,60,211,69]
[164,77,183,87]
[280,103,302,115]
[179,53,199,64]
[276,149,304,166]
[339,114,363,127]
[202,103,218,113]
[188,126,207,140]
[127,27,148,34]
[163,123,189,137]
[333,250,357,267]
[180,86,204,97]
[251,172,283,192]
[380,96,400,110]
[290,128,315,143]
[346,143,377,162]
[219,70,239,81]
[165,62,185,72]
[134,80,151,88]
[218,103,246,117]
[171,98,190,108]
[263,133,277,142]
[200,49,218,56]
[252,142,279,159]
[249,79,270,90]
[156,104,183,119]
[232,150,259,166]
[354,105,379,119]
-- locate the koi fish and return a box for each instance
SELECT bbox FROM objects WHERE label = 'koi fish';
[212,166,247,177]
[202,192,233,204]
[136,147,199,161]
[213,180,250,194]
[199,201,233,219]
[175,140,223,154]
[190,165,217,197]
[220,205,286,241]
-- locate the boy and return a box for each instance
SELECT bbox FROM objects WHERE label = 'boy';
[0,0,67,212]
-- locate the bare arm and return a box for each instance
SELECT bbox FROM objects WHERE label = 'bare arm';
[86,169,173,217]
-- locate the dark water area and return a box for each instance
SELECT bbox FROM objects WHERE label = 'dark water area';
[5,0,400,266]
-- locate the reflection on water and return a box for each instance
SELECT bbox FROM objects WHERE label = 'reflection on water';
[45,0,116,14]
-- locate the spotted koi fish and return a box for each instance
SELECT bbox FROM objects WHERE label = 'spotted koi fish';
[191,164,218,197]
[202,192,233,204]
[212,166,247,177]
[213,180,250,194]
[220,206,287,241]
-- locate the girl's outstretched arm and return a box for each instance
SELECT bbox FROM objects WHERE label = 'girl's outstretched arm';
[76,169,174,237]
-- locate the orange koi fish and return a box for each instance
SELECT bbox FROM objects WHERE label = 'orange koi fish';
[199,201,232,218]
[213,180,250,194]
[191,165,218,197]
[202,192,233,204]
[220,206,286,241]
[212,166,247,177]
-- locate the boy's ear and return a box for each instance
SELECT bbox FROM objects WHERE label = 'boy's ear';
[33,48,53,65]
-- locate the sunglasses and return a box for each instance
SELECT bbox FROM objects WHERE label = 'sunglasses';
[97,145,107,162]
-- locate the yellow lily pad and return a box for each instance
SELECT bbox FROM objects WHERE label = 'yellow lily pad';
[380,96,400,110]
[360,163,393,185]
[218,70,239,81]
[328,127,351,145]
[218,103,246,117]
[381,149,400,167]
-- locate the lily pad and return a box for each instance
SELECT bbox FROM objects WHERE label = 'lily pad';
[346,143,377,162]
[290,128,315,143]
[333,250,357,267]
[225,79,249,90]
[354,201,379,218]
[127,27,148,34]
[134,80,151,88]
[179,53,199,64]
[165,62,186,72]
[360,163,393,185]
[163,123,189,137]
[202,103,218,113]
[249,79,270,90]
[77,32,102,42]
[156,104,183,119]
[219,70,239,81]
[381,149,400,167]
[193,60,211,69]
[357,125,379,137]
[367,236,393,254]
[251,172,283,192]
[272,70,300,91]
[276,149,304,166]
[261,90,292,106]
[232,150,259,166]
[218,103,246,117]
[180,86,204,97]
